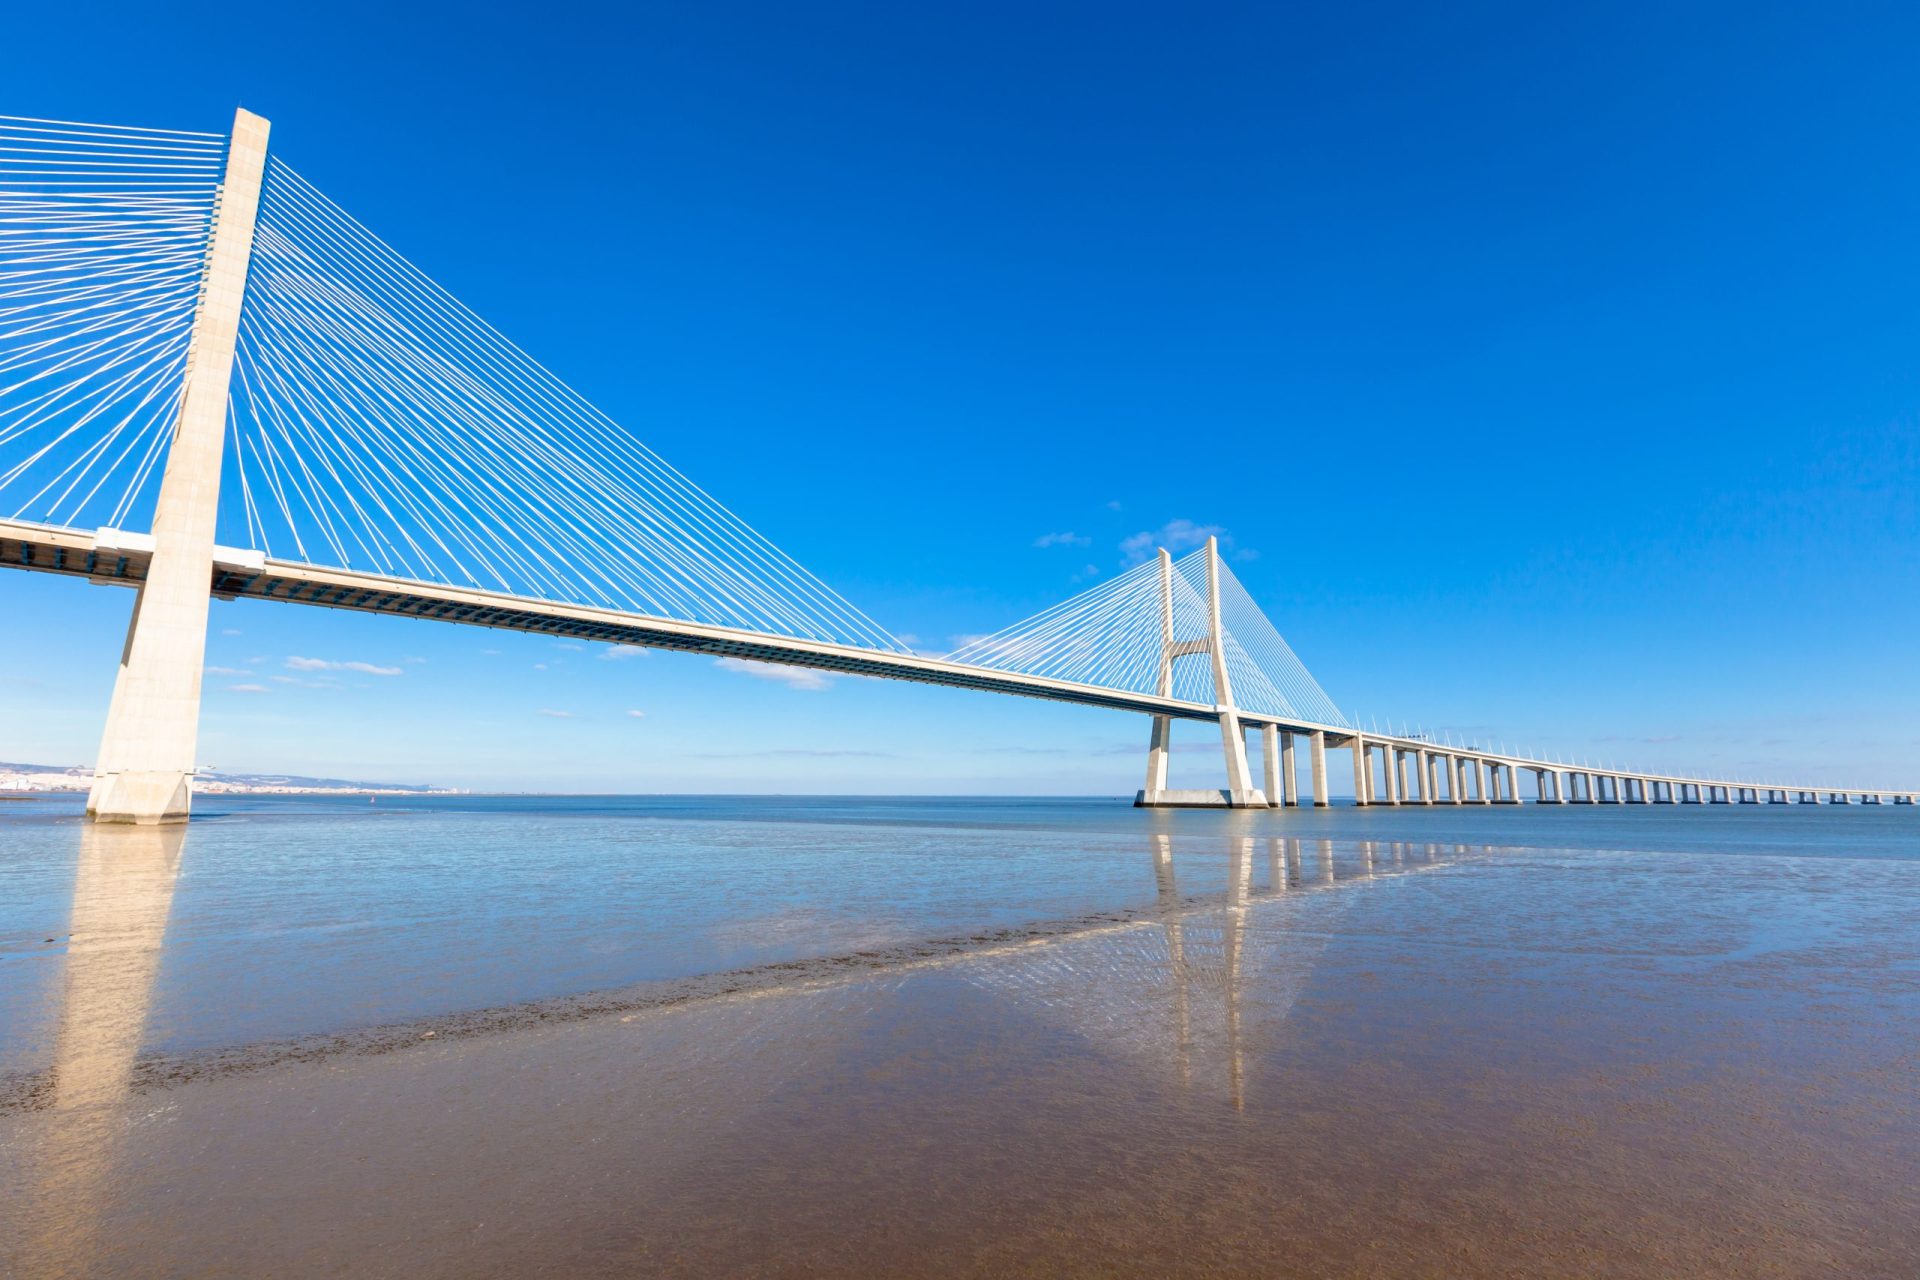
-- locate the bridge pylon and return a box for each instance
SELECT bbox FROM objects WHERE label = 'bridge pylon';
[1136,538,1266,809]
[85,109,269,824]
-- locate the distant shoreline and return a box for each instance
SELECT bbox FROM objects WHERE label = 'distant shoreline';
[0,761,459,798]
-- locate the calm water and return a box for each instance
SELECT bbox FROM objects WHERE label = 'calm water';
[1,794,1916,1277]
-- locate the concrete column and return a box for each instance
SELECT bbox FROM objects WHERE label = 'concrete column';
[87,109,271,824]
[1139,551,1175,803]
[1395,750,1411,802]
[1310,730,1328,807]
[1477,759,1492,804]
[1351,735,1369,807]
[1144,716,1172,794]
[1414,749,1431,804]
[1262,724,1281,809]
[1280,731,1299,807]
[1204,538,1260,806]
[1382,745,1401,806]
[1549,770,1565,803]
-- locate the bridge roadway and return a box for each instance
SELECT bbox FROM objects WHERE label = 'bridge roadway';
[5,516,1914,807]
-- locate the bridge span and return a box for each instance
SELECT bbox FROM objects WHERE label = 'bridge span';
[7,513,1908,815]
[0,108,1909,820]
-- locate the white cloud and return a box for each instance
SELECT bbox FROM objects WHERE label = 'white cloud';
[536,708,574,719]
[533,663,548,671]
[271,674,338,689]
[598,644,648,661]
[1034,531,1093,549]
[1105,500,1123,511]
[626,709,647,718]
[228,683,271,694]
[948,633,992,651]
[556,643,583,652]
[1119,519,1253,567]
[204,665,249,677]
[286,656,402,676]
[481,648,501,656]
[220,628,243,636]
[404,656,429,665]
[714,656,831,691]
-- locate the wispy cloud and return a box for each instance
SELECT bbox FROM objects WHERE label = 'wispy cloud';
[228,683,271,694]
[1034,531,1093,549]
[714,656,830,691]
[1119,518,1244,567]
[271,674,338,689]
[1105,499,1123,511]
[481,648,501,657]
[692,748,894,759]
[626,709,647,718]
[537,708,575,719]
[204,665,250,677]
[220,628,242,637]
[598,644,647,661]
[286,656,403,676]
[555,643,583,652]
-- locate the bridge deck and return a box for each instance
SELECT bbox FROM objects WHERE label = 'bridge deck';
[0,518,1318,730]
[6,517,1910,801]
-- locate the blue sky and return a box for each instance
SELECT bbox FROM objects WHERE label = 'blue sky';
[5,1,1919,793]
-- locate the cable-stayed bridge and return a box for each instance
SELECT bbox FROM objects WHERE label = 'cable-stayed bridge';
[1,108,1909,821]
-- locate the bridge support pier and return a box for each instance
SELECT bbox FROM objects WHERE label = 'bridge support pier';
[1310,731,1328,806]
[85,109,269,825]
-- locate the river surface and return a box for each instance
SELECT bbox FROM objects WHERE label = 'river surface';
[1,794,1916,1277]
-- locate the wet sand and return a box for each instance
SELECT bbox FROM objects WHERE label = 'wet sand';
[2,809,1916,1277]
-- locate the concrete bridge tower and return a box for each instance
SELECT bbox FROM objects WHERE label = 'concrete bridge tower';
[1137,537,1264,808]
[86,110,269,824]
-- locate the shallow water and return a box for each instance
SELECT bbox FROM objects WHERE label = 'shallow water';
[1,794,1916,1277]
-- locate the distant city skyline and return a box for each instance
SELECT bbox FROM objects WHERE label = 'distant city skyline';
[5,1,1918,793]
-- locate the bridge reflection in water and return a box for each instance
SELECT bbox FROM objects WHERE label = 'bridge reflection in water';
[15,819,1467,1272]
[24,823,183,1277]
[965,832,1457,1112]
